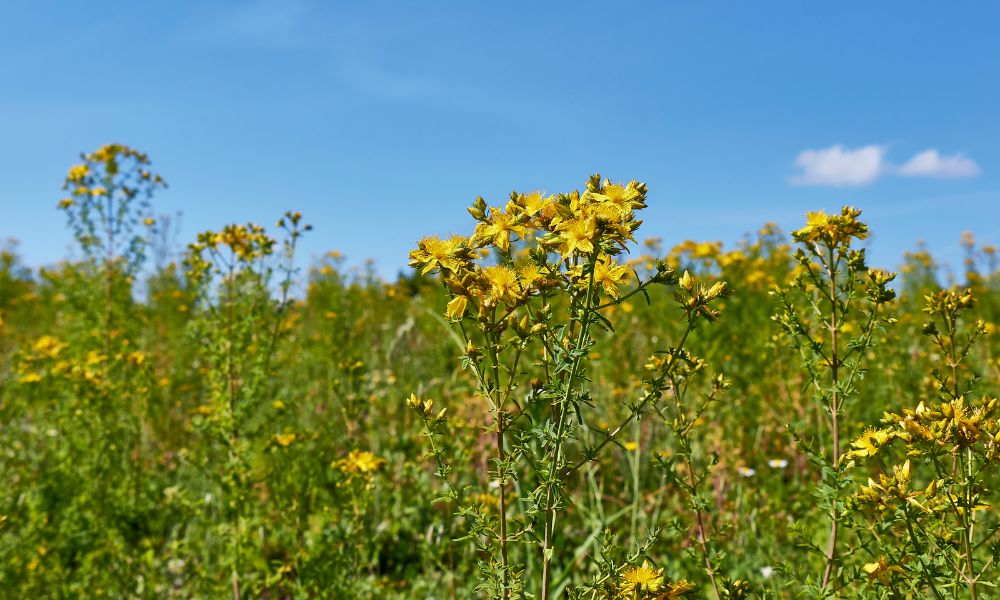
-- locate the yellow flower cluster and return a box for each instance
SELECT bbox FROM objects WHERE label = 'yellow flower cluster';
[850,460,918,511]
[60,144,165,210]
[16,336,67,383]
[667,230,791,292]
[15,337,113,387]
[406,393,447,422]
[32,335,67,359]
[669,240,722,262]
[923,288,975,316]
[792,206,869,246]
[334,450,386,477]
[409,176,651,320]
[185,223,278,283]
[193,224,276,261]
[889,397,999,450]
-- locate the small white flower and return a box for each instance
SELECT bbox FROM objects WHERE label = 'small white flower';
[737,466,756,478]
[167,558,186,574]
[768,458,789,469]
[760,566,774,578]
[488,480,500,489]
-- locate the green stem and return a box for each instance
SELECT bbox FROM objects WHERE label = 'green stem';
[822,243,841,589]
[540,258,597,600]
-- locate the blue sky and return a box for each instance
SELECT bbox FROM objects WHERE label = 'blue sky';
[2,1,998,279]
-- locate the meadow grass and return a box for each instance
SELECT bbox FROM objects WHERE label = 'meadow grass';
[0,146,996,598]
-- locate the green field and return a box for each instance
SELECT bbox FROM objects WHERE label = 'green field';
[1,146,997,598]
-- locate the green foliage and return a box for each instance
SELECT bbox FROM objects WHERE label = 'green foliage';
[0,147,996,598]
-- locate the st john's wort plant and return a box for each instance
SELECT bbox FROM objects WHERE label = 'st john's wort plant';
[183,212,308,598]
[408,175,729,599]
[841,288,998,598]
[772,206,898,594]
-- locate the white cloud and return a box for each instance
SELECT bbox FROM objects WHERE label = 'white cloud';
[791,144,885,187]
[790,145,981,186]
[897,149,979,178]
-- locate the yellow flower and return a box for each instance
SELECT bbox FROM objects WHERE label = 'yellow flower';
[661,579,696,598]
[480,265,521,306]
[273,433,297,447]
[409,235,470,275]
[334,450,386,475]
[518,191,550,216]
[557,217,596,259]
[592,254,631,299]
[620,561,663,596]
[446,295,469,320]
[862,559,904,585]
[57,198,74,209]
[519,263,543,287]
[85,351,105,366]
[473,208,524,252]
[678,270,695,293]
[66,164,90,182]
[19,372,43,384]
[591,180,646,221]
[32,335,66,359]
[800,210,829,237]
[849,427,894,458]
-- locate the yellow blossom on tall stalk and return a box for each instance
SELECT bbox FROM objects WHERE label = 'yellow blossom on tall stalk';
[774,205,898,590]
[408,173,733,600]
[472,205,527,253]
[518,190,550,216]
[556,216,597,259]
[408,235,474,275]
[335,450,386,476]
[843,427,895,463]
[792,206,869,246]
[479,265,522,307]
[619,561,663,597]
[591,254,631,299]
[446,295,469,320]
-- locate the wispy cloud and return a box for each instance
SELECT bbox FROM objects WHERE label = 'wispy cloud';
[792,145,980,186]
[173,2,558,122]
[181,0,312,49]
[897,149,979,178]
[791,144,885,187]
